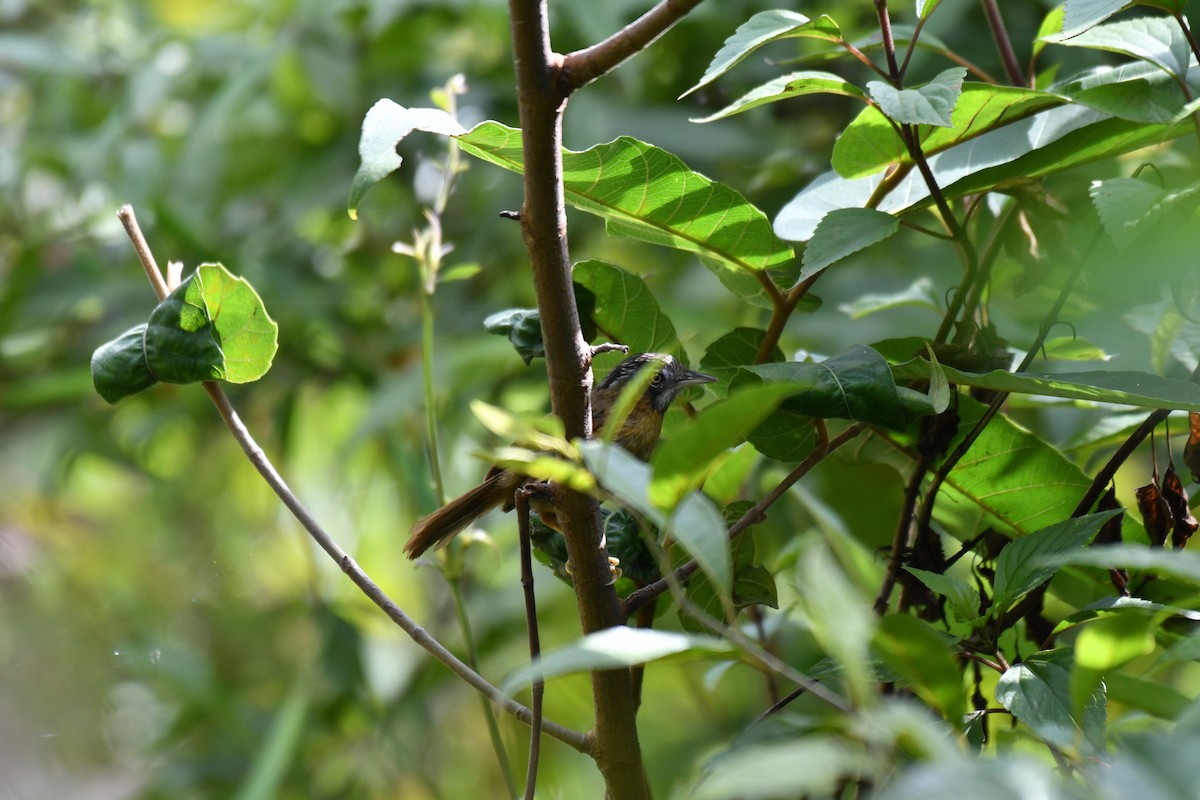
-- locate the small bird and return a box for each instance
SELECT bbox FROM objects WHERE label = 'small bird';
[404,352,717,558]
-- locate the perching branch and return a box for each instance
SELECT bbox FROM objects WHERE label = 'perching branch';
[562,0,707,90]
[506,1,651,796]
[115,204,591,757]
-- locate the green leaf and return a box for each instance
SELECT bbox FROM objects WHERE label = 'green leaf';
[482,308,544,365]
[995,650,1107,754]
[991,512,1119,616]
[453,123,795,278]
[1063,76,1189,123]
[777,64,1190,241]
[581,440,730,597]
[833,83,1067,179]
[839,277,941,319]
[802,208,900,273]
[744,345,935,431]
[91,264,279,403]
[925,345,951,414]
[904,567,982,624]
[681,10,842,98]
[1104,671,1193,720]
[797,543,876,704]
[502,627,734,694]
[874,614,966,721]
[1046,15,1193,79]
[347,99,466,219]
[892,357,1200,412]
[681,533,778,634]
[650,384,800,507]
[571,260,678,355]
[917,0,943,19]
[867,67,966,127]
[1043,544,1200,584]
[1075,612,1157,671]
[692,737,876,800]
[1059,0,1128,37]
[90,324,157,404]
[1090,178,1200,249]
[699,328,784,394]
[693,71,867,123]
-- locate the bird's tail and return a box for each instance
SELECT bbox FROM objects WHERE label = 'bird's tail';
[404,470,515,558]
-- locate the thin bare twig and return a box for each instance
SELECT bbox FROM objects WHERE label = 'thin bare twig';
[562,0,707,89]
[516,491,544,800]
[981,0,1026,86]
[115,204,591,756]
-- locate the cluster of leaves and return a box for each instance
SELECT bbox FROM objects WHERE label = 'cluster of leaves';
[340,1,1200,796]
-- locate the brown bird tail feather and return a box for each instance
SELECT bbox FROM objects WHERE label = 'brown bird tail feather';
[404,469,516,558]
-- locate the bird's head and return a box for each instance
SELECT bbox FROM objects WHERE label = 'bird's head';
[596,352,717,413]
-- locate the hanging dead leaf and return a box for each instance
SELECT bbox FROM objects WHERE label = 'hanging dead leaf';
[1162,466,1198,549]
[1136,482,1174,547]
[1184,412,1200,483]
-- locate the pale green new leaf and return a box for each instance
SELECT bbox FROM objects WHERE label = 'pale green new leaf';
[1047,15,1192,79]
[502,628,734,694]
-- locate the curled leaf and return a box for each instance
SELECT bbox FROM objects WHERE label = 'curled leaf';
[1136,482,1173,547]
[1161,466,1198,549]
[1184,412,1200,482]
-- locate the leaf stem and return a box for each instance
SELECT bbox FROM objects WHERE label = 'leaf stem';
[981,0,1026,86]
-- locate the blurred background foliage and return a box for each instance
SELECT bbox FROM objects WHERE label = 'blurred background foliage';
[4,0,1196,798]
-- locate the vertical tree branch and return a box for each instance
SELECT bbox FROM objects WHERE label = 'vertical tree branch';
[506,3,649,797]
[981,0,1026,86]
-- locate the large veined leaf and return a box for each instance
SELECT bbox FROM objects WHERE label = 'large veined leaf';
[456,123,794,275]
[571,260,679,355]
[832,83,1069,179]
[681,10,842,98]
[865,397,1141,542]
[350,102,796,299]
[1059,0,1128,38]
[803,208,900,272]
[91,264,279,403]
[891,358,1200,412]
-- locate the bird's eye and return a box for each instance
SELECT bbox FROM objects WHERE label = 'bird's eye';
[651,372,664,386]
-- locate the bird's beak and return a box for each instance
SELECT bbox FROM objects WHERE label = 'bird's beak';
[677,369,718,388]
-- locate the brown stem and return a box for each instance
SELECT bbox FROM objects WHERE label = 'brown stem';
[516,491,544,800]
[981,0,1026,86]
[562,0,707,89]
[873,0,901,83]
[507,1,648,796]
[874,454,929,615]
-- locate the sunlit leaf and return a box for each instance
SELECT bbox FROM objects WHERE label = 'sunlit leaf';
[693,71,866,123]
[682,10,842,98]
[348,99,465,218]
[502,627,734,693]
[572,260,678,355]
[874,614,966,721]
[867,67,966,127]
[995,649,1106,754]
